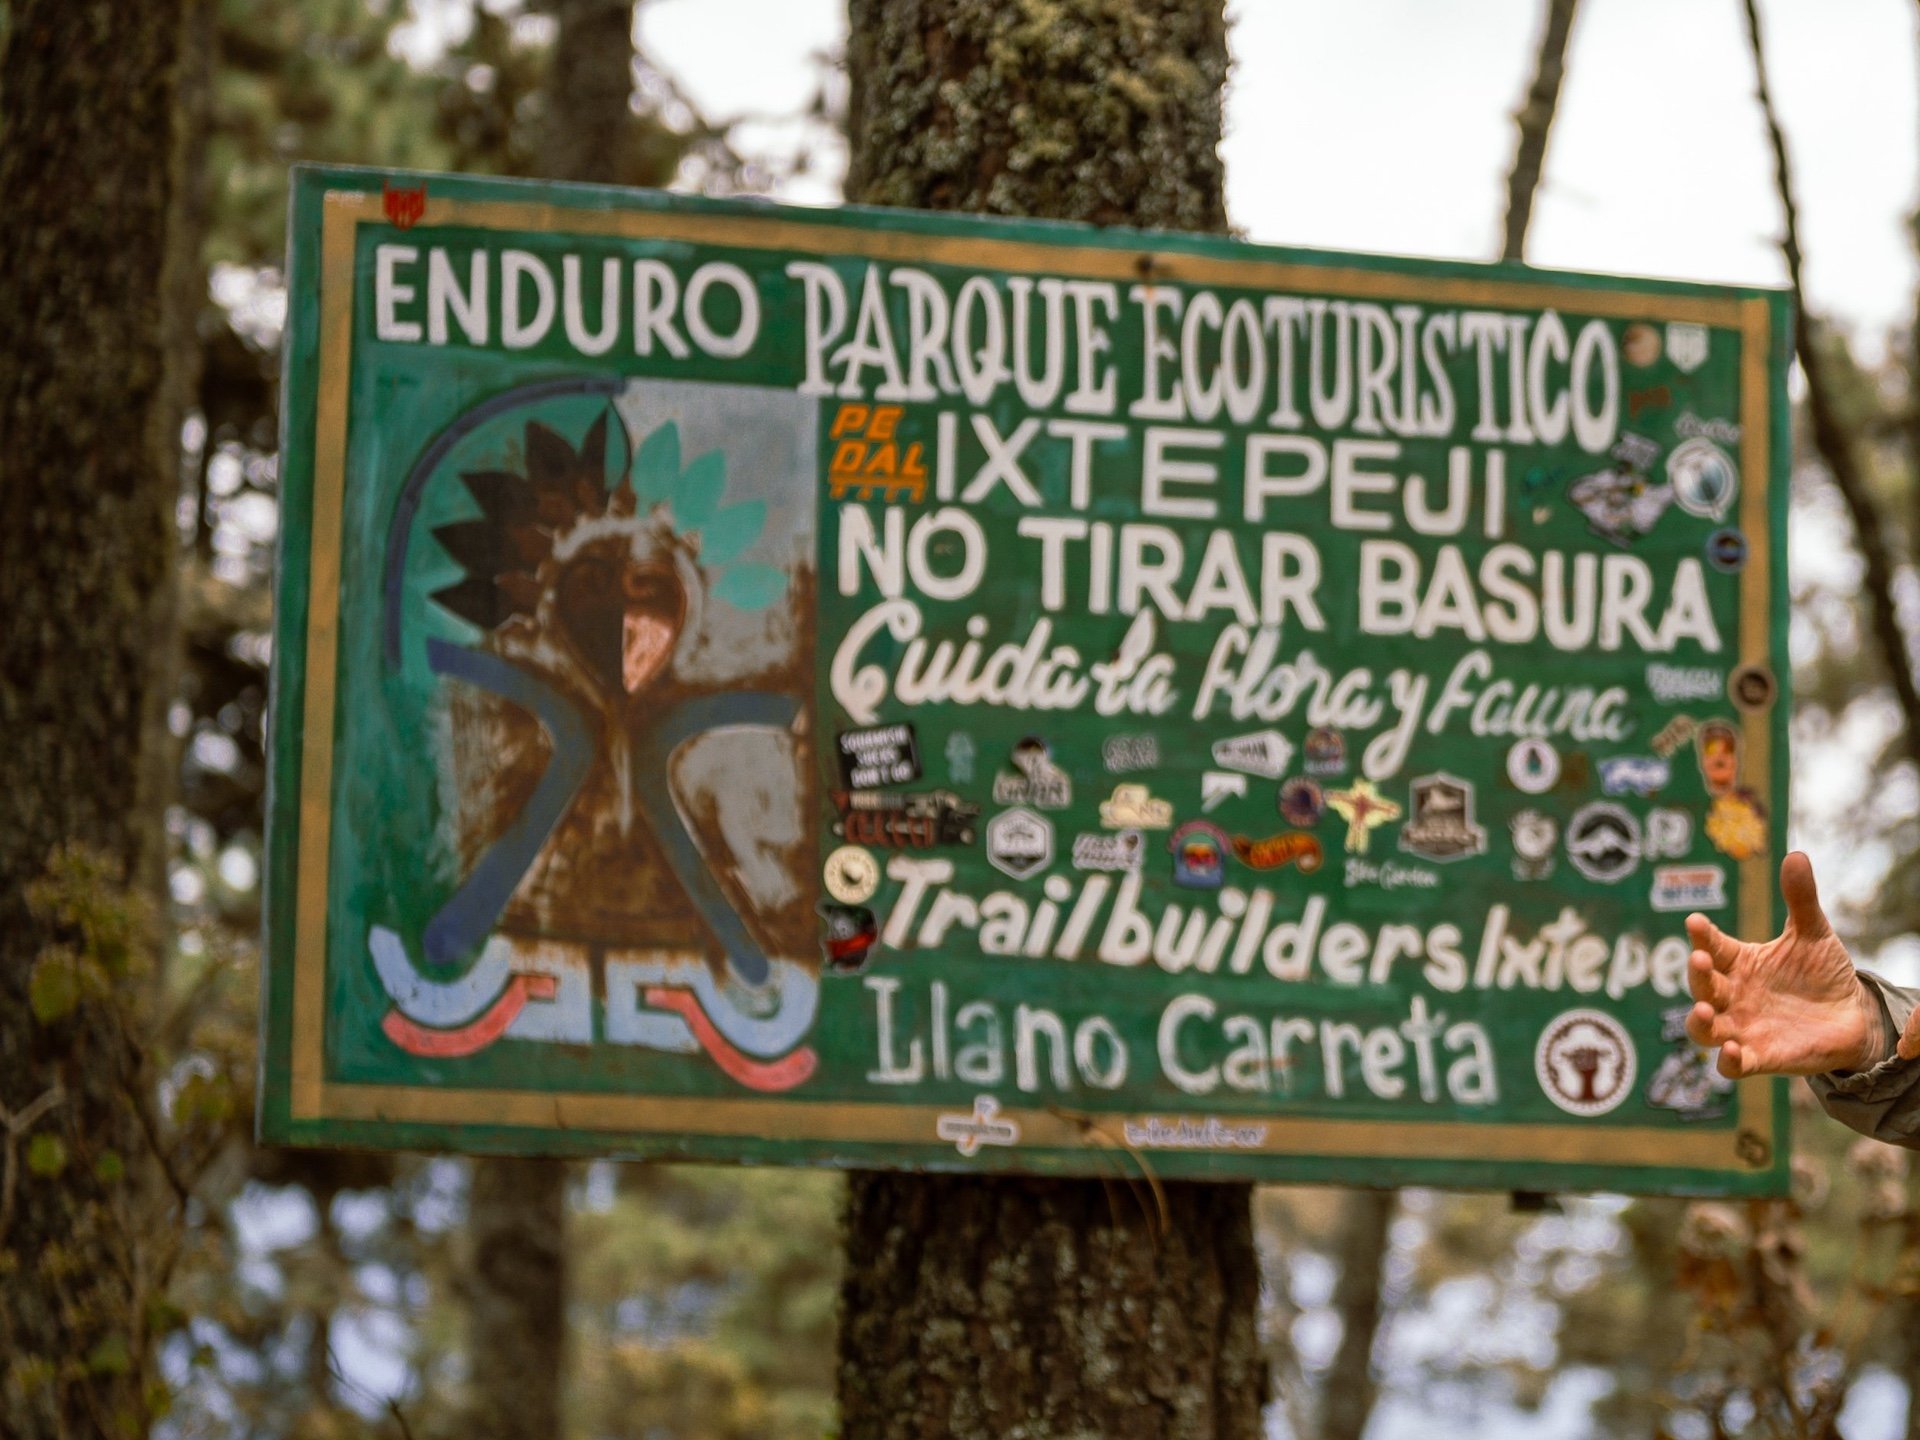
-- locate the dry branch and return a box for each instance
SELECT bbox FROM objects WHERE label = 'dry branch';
[1501,0,1581,262]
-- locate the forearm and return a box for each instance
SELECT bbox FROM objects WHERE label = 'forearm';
[1807,971,1920,1149]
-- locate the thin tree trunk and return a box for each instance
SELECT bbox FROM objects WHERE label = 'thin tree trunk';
[465,1156,568,1440]
[0,2,189,1435]
[459,7,638,1436]
[1499,0,1581,263]
[836,4,1253,1436]
[1319,1190,1396,1440]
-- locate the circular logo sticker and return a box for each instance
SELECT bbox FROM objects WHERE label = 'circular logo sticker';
[823,845,881,905]
[1535,1008,1637,1117]
[1623,322,1661,368]
[1667,438,1738,522]
[1566,801,1643,883]
[1728,663,1776,713]
[1277,777,1325,827]
[1507,738,1561,795]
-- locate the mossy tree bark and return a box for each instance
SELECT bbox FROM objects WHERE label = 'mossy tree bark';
[837,5,1259,1436]
[0,2,190,1435]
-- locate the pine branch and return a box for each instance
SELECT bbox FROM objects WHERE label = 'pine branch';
[1741,0,1920,769]
[1501,0,1581,262]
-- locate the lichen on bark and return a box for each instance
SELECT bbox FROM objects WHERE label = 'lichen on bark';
[837,3,1258,1436]
[839,1173,1264,1440]
[845,0,1229,233]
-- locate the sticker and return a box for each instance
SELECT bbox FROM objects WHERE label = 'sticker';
[1728,664,1776,713]
[1651,864,1727,912]
[1667,438,1737,522]
[1644,807,1694,859]
[936,1095,1019,1155]
[1277,777,1325,828]
[1510,810,1557,881]
[1599,755,1670,797]
[382,179,427,229]
[1650,715,1697,758]
[1099,783,1174,829]
[1398,772,1486,862]
[1229,832,1324,873]
[1071,830,1145,872]
[1211,729,1294,779]
[1201,771,1249,812]
[946,731,976,783]
[1103,734,1159,773]
[1706,528,1748,573]
[1569,465,1672,545]
[1344,857,1439,890]
[1667,321,1710,373]
[1706,789,1767,862]
[820,903,879,973]
[1303,728,1346,776]
[1695,719,1740,796]
[1169,820,1229,889]
[1535,1008,1637,1117]
[1647,663,1722,704]
[836,723,922,789]
[1623,322,1661,367]
[1326,778,1402,855]
[1645,1007,1734,1121]
[833,789,980,849]
[828,404,928,504]
[992,736,1072,808]
[1628,384,1672,420]
[1566,801,1642,883]
[823,845,881,905]
[986,807,1053,880]
[1507,738,1561,795]
[1677,412,1741,444]
[1612,431,1662,472]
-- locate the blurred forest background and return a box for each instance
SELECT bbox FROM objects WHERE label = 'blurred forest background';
[9,1,1920,1437]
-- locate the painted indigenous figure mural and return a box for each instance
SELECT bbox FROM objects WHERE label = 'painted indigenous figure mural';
[366,379,821,1090]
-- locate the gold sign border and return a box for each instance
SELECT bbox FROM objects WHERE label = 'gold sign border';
[292,190,1778,1175]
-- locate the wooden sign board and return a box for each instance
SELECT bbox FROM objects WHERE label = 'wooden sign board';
[260,165,1791,1195]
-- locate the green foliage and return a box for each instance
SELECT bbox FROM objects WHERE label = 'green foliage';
[25,1134,66,1179]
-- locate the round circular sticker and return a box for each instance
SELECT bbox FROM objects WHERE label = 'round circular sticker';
[1728,663,1776,713]
[823,845,881,905]
[1535,1008,1637,1117]
[1507,738,1561,795]
[1666,438,1738,522]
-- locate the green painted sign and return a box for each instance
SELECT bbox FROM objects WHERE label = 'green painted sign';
[261,165,1791,1194]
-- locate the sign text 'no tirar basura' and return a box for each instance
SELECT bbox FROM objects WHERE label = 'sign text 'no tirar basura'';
[260,166,1790,1194]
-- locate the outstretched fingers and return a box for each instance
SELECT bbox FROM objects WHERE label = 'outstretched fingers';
[1686,912,1741,971]
[1687,949,1729,1007]
[1685,999,1731,1049]
[1716,1038,1751,1080]
[1780,851,1832,940]
[1899,1007,1920,1063]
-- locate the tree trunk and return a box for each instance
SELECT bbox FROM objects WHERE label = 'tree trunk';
[836,4,1254,1436]
[0,2,189,1436]
[464,1156,569,1440]
[539,0,638,184]
[459,7,640,1434]
[1319,1190,1396,1440]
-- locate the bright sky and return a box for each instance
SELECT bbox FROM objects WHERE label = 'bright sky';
[641,0,1920,345]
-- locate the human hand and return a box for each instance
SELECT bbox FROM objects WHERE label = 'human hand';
[1684,852,1882,1077]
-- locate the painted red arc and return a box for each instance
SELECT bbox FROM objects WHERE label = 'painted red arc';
[645,987,818,1091]
[381,973,557,1058]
